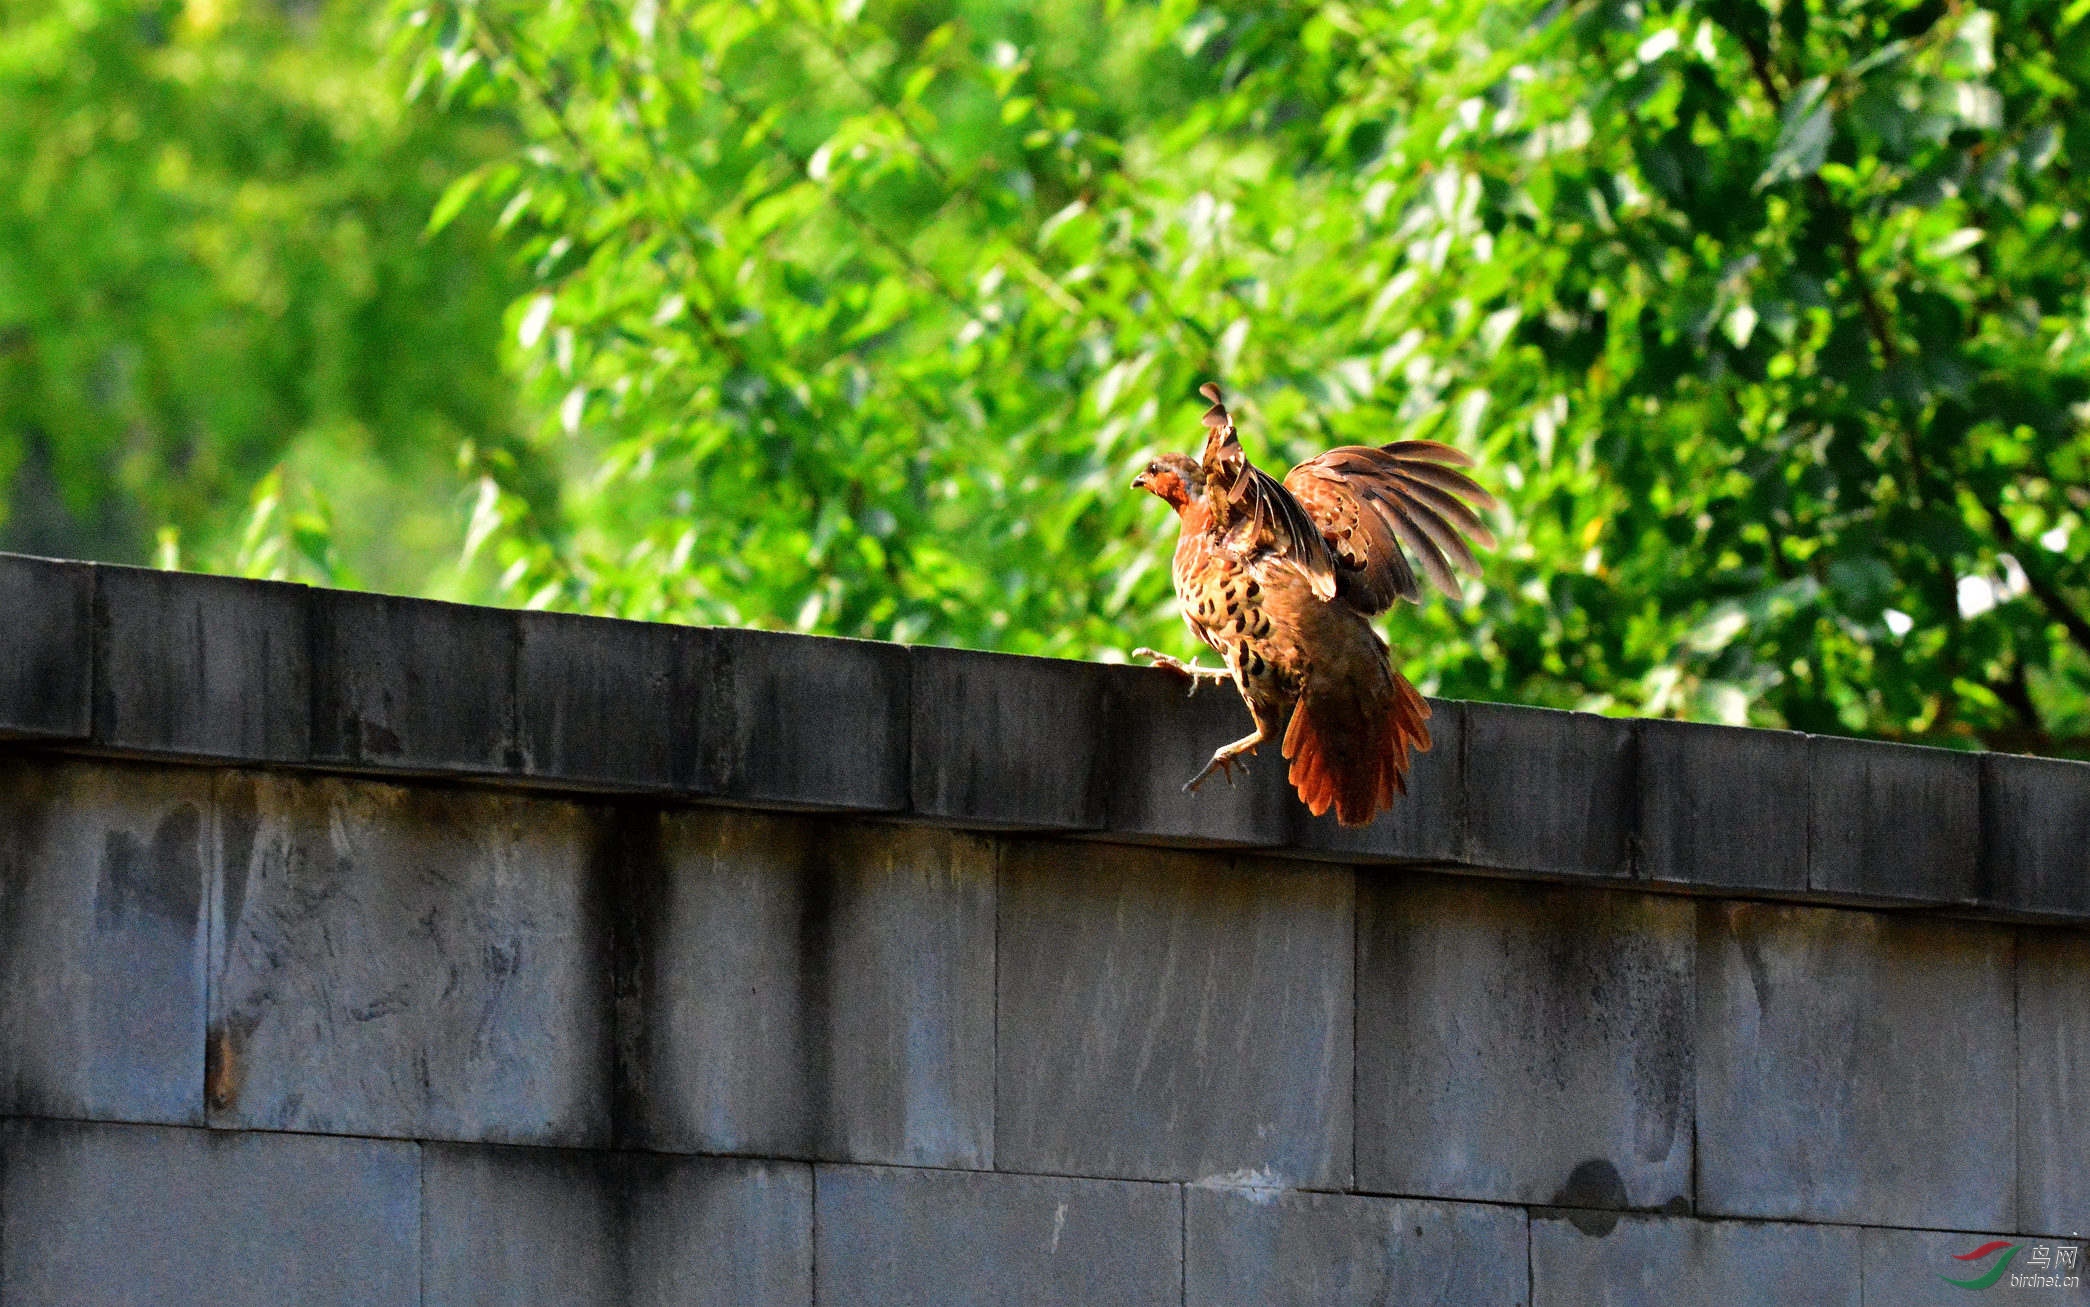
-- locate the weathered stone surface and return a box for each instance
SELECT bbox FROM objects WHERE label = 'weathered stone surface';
[618,811,994,1167]
[1638,718,1809,892]
[1808,735,1979,903]
[1291,698,1463,864]
[94,564,309,761]
[1860,1226,2090,1306]
[208,772,612,1145]
[814,1163,1180,1306]
[1356,877,1694,1209]
[312,589,518,773]
[996,841,1352,1187]
[1463,702,1633,878]
[1696,901,2015,1229]
[0,1118,420,1307]
[625,1152,814,1307]
[1985,754,2090,918]
[698,626,910,811]
[1531,1213,1859,1307]
[517,610,701,791]
[422,1142,813,1307]
[912,645,1104,829]
[0,757,209,1124]
[1098,662,1293,848]
[0,551,91,739]
[1186,1186,1529,1307]
[423,1143,617,1306]
[2021,929,2090,1239]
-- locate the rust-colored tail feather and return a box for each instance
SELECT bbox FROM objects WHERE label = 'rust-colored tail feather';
[1281,669,1432,827]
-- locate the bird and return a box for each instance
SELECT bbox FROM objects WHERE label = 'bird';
[1129,381,1496,826]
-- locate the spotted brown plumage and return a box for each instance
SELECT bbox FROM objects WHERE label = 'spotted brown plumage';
[1131,382,1496,826]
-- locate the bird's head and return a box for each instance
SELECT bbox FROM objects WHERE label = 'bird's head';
[1132,452,1205,514]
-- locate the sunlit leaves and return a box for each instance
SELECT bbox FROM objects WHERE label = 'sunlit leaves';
[0,0,529,594]
[379,0,2090,751]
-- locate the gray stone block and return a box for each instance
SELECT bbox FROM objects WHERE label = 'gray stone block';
[617,811,994,1167]
[422,1142,813,1307]
[517,609,701,791]
[1985,754,2090,918]
[312,589,519,773]
[996,841,1353,1186]
[1638,719,1809,892]
[1696,901,2015,1229]
[814,1163,1180,1306]
[208,772,612,1145]
[1860,1226,2090,1305]
[1808,735,1979,903]
[94,565,309,761]
[2021,929,2090,1239]
[0,552,91,739]
[1463,702,1633,878]
[0,757,209,1124]
[697,626,909,810]
[1356,877,1694,1209]
[911,645,1104,829]
[1186,1186,1529,1307]
[1531,1213,1859,1307]
[1291,698,1464,863]
[0,1118,420,1307]
[625,1154,813,1307]
[424,1143,617,1307]
[1097,662,1293,847]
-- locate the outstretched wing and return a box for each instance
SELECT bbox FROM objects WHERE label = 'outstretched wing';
[1283,440,1498,615]
[1197,383,1337,601]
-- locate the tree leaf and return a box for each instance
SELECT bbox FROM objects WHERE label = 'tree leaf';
[1756,76,1833,190]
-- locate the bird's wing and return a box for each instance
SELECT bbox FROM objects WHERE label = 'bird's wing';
[1196,384,1338,601]
[1283,440,1498,615]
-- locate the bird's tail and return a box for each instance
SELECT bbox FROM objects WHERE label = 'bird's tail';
[1281,664,1432,827]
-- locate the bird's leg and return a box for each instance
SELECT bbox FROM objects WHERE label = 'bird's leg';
[1183,693,1282,793]
[1183,728,1265,793]
[1132,647,1232,697]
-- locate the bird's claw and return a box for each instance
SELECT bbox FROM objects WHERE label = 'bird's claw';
[1133,647,1229,697]
[1182,751,1247,793]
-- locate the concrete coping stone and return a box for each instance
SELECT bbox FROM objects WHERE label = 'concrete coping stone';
[0,551,2081,923]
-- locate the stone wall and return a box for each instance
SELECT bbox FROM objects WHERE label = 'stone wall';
[0,551,2085,1305]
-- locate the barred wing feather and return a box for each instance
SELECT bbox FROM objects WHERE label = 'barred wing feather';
[1283,441,1497,615]
[1197,385,1340,601]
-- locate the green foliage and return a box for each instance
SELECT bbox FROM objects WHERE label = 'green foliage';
[396,0,2090,750]
[0,0,532,592]
[6,0,2086,752]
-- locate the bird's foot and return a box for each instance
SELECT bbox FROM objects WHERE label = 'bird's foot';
[1183,745,1253,793]
[1133,648,1231,697]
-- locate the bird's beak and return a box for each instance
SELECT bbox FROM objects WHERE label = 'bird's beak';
[1131,470,1152,491]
